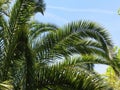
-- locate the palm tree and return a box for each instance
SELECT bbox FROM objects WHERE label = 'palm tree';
[29,21,113,90]
[0,0,46,90]
[0,0,114,90]
[36,55,111,90]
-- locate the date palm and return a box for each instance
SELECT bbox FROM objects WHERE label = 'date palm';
[0,0,45,90]
[0,0,114,90]
[32,21,113,90]
[37,55,111,90]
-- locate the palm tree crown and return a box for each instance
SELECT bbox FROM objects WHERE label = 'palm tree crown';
[0,0,116,90]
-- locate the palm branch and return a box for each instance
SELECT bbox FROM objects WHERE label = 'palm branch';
[0,0,115,90]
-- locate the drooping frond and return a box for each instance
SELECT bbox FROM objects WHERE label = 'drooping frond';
[29,21,58,46]
[59,55,109,71]
[34,21,113,64]
[31,0,46,14]
[35,61,109,90]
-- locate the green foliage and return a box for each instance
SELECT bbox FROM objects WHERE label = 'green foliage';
[118,8,120,15]
[103,66,120,90]
[0,0,117,90]
[0,80,13,90]
[109,47,120,76]
[102,47,120,90]
[0,0,10,16]
[36,56,109,90]
[0,0,45,90]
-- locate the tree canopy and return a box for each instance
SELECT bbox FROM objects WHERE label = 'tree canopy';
[0,0,119,90]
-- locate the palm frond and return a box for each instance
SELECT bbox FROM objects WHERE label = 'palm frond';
[31,0,46,14]
[35,61,109,90]
[34,21,113,64]
[59,55,110,71]
[29,21,58,45]
[8,0,45,36]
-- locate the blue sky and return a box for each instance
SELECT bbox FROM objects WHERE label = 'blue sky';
[35,0,120,46]
[34,0,120,73]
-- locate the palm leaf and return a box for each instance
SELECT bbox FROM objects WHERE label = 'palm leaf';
[35,60,109,90]
[34,21,113,64]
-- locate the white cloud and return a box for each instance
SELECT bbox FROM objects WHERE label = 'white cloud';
[47,6,116,15]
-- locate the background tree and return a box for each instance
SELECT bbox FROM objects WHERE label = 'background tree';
[118,8,120,15]
[103,47,120,90]
[104,66,120,90]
